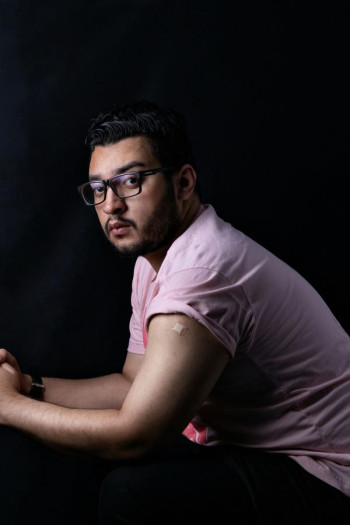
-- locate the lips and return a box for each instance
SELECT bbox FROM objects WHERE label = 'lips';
[108,220,132,236]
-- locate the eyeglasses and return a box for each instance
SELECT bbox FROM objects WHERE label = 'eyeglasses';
[78,167,175,206]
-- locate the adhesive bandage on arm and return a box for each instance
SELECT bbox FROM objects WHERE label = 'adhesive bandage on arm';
[172,322,188,336]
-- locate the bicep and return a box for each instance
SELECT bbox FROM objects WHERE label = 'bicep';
[120,314,229,448]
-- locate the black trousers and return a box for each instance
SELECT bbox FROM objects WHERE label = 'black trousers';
[97,436,350,524]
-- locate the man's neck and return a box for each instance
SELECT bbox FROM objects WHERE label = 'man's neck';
[144,197,201,273]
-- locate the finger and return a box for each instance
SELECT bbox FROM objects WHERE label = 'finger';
[1,362,16,375]
[0,349,16,367]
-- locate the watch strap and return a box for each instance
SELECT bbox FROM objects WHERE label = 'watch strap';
[28,375,45,400]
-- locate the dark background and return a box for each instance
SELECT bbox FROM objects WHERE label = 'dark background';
[0,2,349,524]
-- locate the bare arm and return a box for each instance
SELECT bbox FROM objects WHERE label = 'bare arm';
[40,352,144,408]
[0,348,143,409]
[0,314,229,461]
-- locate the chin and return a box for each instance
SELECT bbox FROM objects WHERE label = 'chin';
[111,237,168,259]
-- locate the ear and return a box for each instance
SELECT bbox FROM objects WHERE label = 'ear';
[176,164,197,201]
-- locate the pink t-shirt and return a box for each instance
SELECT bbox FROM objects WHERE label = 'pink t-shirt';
[128,204,350,496]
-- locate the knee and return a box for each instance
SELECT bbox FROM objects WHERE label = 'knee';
[98,467,136,525]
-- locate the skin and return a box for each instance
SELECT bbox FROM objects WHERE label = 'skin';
[0,137,229,460]
[91,139,182,260]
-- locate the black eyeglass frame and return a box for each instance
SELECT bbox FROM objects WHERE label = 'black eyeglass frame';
[78,166,176,206]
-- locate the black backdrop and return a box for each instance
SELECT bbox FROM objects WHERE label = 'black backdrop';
[0,2,349,524]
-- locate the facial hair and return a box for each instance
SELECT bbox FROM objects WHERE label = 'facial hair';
[105,186,182,258]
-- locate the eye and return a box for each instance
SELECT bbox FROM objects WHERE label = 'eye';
[90,182,105,195]
[120,174,139,188]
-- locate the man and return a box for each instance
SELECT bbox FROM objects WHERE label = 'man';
[0,100,349,524]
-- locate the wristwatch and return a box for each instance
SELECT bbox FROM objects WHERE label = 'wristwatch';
[28,375,45,400]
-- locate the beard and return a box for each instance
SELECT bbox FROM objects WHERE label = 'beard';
[104,187,182,258]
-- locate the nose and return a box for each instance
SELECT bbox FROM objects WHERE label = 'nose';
[101,186,127,215]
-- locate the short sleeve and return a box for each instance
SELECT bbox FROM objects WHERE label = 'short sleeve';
[127,257,156,355]
[145,267,254,357]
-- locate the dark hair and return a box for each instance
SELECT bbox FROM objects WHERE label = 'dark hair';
[85,100,200,196]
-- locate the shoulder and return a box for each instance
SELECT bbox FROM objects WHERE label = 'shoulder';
[162,204,266,281]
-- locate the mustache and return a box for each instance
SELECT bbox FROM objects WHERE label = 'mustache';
[104,217,137,236]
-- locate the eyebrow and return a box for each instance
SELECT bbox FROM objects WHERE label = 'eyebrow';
[89,161,148,181]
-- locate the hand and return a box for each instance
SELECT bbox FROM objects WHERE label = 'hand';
[0,348,30,394]
[0,361,21,395]
[0,357,23,425]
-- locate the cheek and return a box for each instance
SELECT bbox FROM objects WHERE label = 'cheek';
[95,208,105,225]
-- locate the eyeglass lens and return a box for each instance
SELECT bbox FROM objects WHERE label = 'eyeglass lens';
[83,173,141,204]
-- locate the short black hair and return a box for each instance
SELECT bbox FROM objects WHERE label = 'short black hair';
[85,100,200,196]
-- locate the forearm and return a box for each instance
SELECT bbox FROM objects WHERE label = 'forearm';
[21,353,142,409]
[39,374,132,409]
[2,349,141,410]
[1,393,143,461]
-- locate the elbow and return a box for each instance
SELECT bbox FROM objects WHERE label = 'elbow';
[101,431,170,463]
